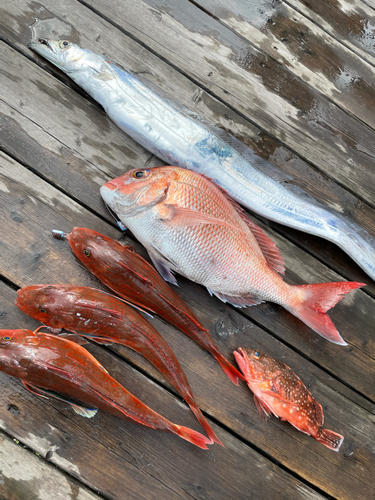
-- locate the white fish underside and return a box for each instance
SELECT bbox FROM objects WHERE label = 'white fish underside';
[31,41,375,281]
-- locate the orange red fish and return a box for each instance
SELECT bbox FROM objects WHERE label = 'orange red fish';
[15,284,221,445]
[234,347,344,451]
[0,329,212,448]
[54,226,243,385]
[100,166,364,345]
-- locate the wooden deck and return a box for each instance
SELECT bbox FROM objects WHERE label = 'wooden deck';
[1,0,374,498]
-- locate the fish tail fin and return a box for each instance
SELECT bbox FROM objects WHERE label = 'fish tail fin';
[213,351,246,385]
[187,400,223,446]
[316,428,344,451]
[172,424,212,449]
[288,281,365,345]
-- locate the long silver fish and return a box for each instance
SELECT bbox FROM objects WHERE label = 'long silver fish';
[29,38,375,281]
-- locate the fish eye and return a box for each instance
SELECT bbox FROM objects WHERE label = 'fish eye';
[40,308,47,314]
[83,248,91,257]
[2,337,12,341]
[254,351,261,358]
[59,40,71,49]
[132,169,149,179]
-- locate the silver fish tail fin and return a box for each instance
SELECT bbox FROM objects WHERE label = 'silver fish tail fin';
[332,215,375,282]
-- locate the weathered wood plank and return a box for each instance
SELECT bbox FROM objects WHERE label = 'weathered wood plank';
[2,15,375,296]
[286,0,375,67]
[77,0,375,208]
[1,152,375,498]
[194,0,375,130]
[0,282,329,500]
[2,38,375,400]
[0,432,102,500]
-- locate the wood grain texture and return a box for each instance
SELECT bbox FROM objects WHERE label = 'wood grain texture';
[194,0,375,130]
[0,433,102,500]
[0,152,374,499]
[286,0,375,66]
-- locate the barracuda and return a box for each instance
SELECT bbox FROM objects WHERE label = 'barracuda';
[30,38,375,281]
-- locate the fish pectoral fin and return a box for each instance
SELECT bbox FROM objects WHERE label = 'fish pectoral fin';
[93,63,115,81]
[158,292,208,331]
[21,382,98,418]
[253,394,275,420]
[75,299,123,319]
[148,249,179,286]
[162,205,245,233]
[22,381,49,399]
[57,333,89,346]
[117,260,154,288]
[99,290,154,318]
[207,289,264,308]
[71,404,98,418]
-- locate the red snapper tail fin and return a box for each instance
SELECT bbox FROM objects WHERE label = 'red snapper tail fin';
[288,281,364,345]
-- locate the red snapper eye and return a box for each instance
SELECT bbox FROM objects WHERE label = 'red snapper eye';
[132,169,149,179]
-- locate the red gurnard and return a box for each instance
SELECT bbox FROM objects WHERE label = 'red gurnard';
[15,284,221,445]
[52,227,244,386]
[0,329,212,448]
[234,347,344,451]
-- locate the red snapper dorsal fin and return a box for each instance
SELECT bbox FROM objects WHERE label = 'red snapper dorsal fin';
[206,178,286,275]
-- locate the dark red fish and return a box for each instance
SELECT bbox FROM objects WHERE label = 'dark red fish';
[54,227,244,385]
[15,284,221,445]
[0,329,212,448]
[234,347,344,452]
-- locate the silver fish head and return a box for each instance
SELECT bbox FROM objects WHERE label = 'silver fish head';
[29,38,102,74]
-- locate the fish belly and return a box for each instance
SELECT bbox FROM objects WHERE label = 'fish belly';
[124,210,291,306]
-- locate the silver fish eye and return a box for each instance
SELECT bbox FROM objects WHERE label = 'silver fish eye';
[59,40,71,49]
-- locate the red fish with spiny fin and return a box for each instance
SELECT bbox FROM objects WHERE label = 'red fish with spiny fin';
[52,226,244,386]
[15,284,221,445]
[234,347,344,451]
[0,329,212,449]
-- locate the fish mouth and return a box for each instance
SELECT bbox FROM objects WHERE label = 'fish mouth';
[28,38,55,54]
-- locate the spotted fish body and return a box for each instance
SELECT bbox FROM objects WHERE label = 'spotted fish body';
[234,347,344,451]
[29,38,375,282]
[0,329,212,449]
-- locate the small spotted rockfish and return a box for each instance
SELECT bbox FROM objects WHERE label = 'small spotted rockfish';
[234,347,344,452]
